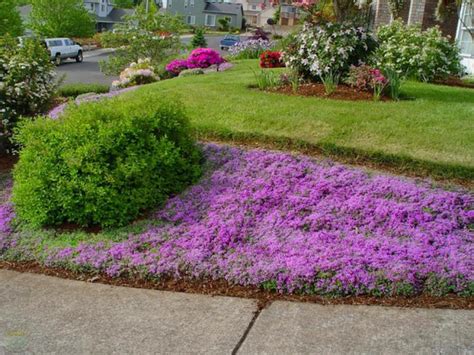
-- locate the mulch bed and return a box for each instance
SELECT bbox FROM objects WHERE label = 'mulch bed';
[270,83,390,101]
[1,261,472,310]
[433,77,474,89]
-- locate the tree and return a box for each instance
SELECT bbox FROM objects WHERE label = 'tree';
[100,1,183,74]
[0,0,24,37]
[191,28,207,48]
[29,0,95,38]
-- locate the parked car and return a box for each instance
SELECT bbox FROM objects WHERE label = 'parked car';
[220,35,241,51]
[43,38,83,65]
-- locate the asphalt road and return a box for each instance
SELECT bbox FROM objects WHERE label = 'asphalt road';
[55,35,241,86]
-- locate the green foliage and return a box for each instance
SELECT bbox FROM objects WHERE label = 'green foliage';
[253,69,280,90]
[374,20,462,82]
[191,27,207,48]
[218,17,231,32]
[100,2,183,75]
[383,67,403,100]
[113,0,135,8]
[320,71,339,95]
[29,0,95,38]
[0,36,56,153]
[0,0,24,36]
[12,95,202,228]
[57,83,110,98]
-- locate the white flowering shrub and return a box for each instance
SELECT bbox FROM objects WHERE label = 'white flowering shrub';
[111,58,159,89]
[0,36,56,152]
[284,22,376,81]
[373,20,462,82]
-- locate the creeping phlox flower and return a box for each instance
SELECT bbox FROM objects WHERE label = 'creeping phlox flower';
[1,145,473,296]
[112,58,159,89]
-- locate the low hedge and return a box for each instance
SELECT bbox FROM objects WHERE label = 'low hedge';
[57,83,110,98]
[12,94,202,228]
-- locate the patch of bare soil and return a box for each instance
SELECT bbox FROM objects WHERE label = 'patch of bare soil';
[270,83,390,101]
[1,261,472,310]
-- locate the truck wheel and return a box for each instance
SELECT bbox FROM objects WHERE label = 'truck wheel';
[55,54,62,66]
[76,51,83,63]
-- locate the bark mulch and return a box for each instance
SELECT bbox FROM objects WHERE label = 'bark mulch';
[1,261,472,311]
[270,83,389,101]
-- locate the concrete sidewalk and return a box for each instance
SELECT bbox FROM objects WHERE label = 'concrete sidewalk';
[1,269,473,354]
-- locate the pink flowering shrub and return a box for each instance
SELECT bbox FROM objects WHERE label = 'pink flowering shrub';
[165,59,189,75]
[346,65,389,99]
[186,48,224,69]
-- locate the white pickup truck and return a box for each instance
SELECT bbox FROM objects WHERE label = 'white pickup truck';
[43,38,83,65]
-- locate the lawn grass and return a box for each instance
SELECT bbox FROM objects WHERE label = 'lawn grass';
[123,60,474,181]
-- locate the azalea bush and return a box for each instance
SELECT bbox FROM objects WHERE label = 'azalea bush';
[12,96,202,228]
[186,48,224,69]
[165,59,189,75]
[260,51,285,68]
[373,20,462,82]
[165,48,225,76]
[0,36,56,153]
[284,22,376,82]
[112,58,159,89]
[229,38,274,59]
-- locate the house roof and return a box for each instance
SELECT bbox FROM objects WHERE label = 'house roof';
[94,8,133,23]
[203,2,243,16]
[18,4,132,25]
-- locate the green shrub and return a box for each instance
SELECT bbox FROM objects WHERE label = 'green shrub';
[12,95,202,228]
[58,83,110,98]
[374,20,462,82]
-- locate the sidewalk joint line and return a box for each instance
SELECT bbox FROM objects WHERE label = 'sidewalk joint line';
[231,305,262,355]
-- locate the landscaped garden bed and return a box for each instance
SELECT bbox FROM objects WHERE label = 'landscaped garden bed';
[1,144,472,303]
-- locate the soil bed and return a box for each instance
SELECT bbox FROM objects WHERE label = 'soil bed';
[433,77,474,89]
[1,260,472,310]
[270,83,390,101]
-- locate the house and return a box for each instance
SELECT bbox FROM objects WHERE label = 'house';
[84,0,133,31]
[234,0,275,27]
[166,0,244,29]
[373,0,474,74]
[18,1,133,34]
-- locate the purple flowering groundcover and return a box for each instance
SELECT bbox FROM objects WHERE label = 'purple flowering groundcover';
[0,144,473,296]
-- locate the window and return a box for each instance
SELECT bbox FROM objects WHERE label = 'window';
[456,0,474,56]
[251,5,257,9]
[205,14,216,26]
[190,0,194,6]
[168,0,172,7]
[184,0,188,7]
[186,15,196,25]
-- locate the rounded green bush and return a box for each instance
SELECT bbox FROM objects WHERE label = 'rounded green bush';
[12,94,202,228]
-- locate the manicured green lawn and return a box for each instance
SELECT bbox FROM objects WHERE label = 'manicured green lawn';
[124,60,474,180]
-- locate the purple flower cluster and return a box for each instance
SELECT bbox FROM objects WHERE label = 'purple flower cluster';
[165,59,189,75]
[187,48,224,69]
[165,48,225,75]
[1,144,473,296]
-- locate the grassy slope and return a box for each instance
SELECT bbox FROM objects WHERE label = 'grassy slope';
[129,60,473,179]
